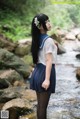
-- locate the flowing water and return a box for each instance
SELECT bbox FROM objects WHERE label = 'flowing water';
[21,40,80,119]
[47,40,80,119]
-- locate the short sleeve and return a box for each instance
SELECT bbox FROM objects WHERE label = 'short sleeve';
[44,38,54,54]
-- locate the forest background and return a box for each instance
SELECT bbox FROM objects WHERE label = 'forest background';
[0,0,80,41]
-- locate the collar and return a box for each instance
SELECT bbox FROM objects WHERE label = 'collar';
[39,34,49,49]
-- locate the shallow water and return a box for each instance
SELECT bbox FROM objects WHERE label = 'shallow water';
[21,40,80,119]
[47,40,80,119]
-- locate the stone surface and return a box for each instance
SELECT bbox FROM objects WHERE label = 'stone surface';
[0,48,30,78]
[65,32,76,40]
[0,69,24,89]
[76,68,80,81]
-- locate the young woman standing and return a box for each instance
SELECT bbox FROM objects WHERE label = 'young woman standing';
[30,13,57,119]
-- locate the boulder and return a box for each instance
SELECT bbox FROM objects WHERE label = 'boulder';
[56,27,68,37]
[0,48,31,78]
[77,33,80,41]
[14,39,31,57]
[15,44,31,57]
[2,98,33,119]
[0,90,21,103]
[22,54,33,66]
[2,98,33,110]
[0,69,24,89]
[76,68,80,81]
[0,87,36,103]
[65,32,76,40]
[0,88,36,119]
[76,54,80,60]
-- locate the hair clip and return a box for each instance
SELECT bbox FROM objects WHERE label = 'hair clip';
[34,17,39,27]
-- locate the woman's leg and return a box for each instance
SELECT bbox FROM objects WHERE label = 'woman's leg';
[36,92,51,119]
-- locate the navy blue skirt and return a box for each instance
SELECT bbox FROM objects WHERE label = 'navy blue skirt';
[30,63,56,93]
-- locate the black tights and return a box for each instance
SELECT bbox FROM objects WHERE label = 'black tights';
[36,92,51,119]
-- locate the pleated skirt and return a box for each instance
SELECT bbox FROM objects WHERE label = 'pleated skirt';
[30,63,56,93]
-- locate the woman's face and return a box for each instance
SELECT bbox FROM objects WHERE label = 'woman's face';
[45,20,51,31]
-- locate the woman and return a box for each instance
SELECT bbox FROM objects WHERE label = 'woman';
[30,13,57,119]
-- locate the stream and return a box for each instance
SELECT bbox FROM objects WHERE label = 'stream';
[47,40,80,119]
[21,40,80,119]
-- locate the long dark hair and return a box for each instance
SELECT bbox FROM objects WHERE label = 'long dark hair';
[31,13,49,64]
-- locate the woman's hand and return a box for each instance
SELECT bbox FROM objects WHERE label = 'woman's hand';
[42,79,50,90]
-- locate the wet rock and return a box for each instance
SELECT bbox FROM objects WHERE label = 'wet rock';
[76,54,80,60]
[65,32,76,40]
[0,69,24,89]
[77,33,80,41]
[0,48,30,78]
[76,68,80,81]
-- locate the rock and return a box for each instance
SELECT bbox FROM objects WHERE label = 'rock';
[65,32,76,40]
[21,89,37,102]
[0,87,36,103]
[15,39,31,57]
[18,39,31,44]
[20,112,36,119]
[0,34,17,51]
[22,54,33,66]
[76,54,80,60]
[56,27,68,37]
[0,48,31,78]
[2,98,33,119]
[0,69,24,89]
[51,33,62,43]
[71,28,80,36]
[77,33,80,41]
[0,88,22,103]
[57,43,66,54]
[2,98,33,110]
[51,33,66,54]
[15,44,31,57]
[73,47,80,52]
[76,68,80,81]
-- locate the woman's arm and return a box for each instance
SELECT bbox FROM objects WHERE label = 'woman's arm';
[42,53,53,90]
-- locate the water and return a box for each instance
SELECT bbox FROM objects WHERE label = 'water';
[47,40,80,119]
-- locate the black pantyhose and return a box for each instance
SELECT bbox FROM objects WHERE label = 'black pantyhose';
[36,92,51,119]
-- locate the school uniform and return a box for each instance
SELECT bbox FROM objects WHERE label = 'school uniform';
[30,34,57,93]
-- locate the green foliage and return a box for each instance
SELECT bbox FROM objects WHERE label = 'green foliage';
[0,8,32,41]
[0,0,80,41]
[40,5,74,35]
[0,0,47,41]
[49,0,80,4]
